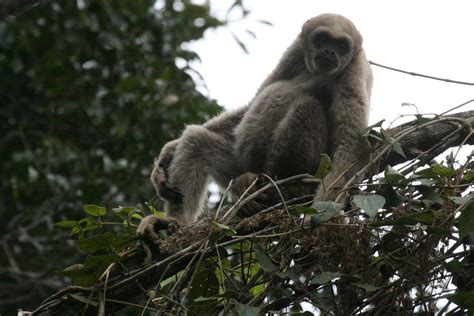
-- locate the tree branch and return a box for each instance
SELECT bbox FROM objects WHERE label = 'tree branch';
[31,110,473,315]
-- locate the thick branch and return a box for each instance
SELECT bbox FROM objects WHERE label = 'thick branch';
[380,110,473,170]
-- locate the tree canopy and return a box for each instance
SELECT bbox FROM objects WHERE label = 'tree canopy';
[0,0,234,313]
[1,1,473,315]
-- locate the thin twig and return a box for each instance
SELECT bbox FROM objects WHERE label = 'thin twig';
[370,61,474,86]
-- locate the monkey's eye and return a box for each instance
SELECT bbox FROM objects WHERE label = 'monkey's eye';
[337,40,346,49]
[314,32,330,45]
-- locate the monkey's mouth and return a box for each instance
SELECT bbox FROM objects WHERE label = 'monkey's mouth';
[315,57,337,67]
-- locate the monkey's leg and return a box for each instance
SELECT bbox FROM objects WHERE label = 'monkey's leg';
[265,97,328,179]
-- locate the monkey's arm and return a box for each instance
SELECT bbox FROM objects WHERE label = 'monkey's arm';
[315,54,372,202]
[150,106,248,201]
[138,107,249,241]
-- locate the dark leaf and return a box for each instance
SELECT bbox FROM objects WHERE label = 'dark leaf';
[310,272,341,285]
[232,303,259,316]
[445,292,474,309]
[432,164,456,178]
[253,245,278,272]
[384,166,407,186]
[459,202,474,239]
[315,154,332,179]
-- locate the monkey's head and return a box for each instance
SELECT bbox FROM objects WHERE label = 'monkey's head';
[302,13,363,76]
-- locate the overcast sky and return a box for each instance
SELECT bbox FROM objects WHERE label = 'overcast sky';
[188,0,474,126]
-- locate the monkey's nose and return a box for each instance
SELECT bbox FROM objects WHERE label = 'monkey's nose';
[323,49,335,56]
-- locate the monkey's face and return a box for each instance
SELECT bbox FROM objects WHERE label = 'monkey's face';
[302,14,362,76]
[304,28,353,76]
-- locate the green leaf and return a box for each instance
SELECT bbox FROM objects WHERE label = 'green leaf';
[189,262,219,312]
[78,232,115,254]
[232,303,259,316]
[384,166,407,186]
[57,264,89,278]
[459,203,474,239]
[112,206,136,217]
[450,195,473,205]
[309,202,343,225]
[370,211,434,227]
[432,164,456,178]
[193,296,217,303]
[290,206,318,216]
[386,136,406,158]
[312,201,343,212]
[78,218,99,232]
[354,283,380,292]
[462,169,474,183]
[212,221,237,236]
[376,184,403,208]
[83,204,106,217]
[315,154,332,179]
[276,270,300,282]
[310,210,337,225]
[415,114,432,124]
[253,245,278,272]
[353,194,386,218]
[310,272,341,285]
[445,292,474,309]
[58,254,120,287]
[446,260,461,273]
[55,220,79,228]
[84,254,121,268]
[68,293,98,307]
[361,119,385,136]
[77,232,135,254]
[415,167,437,178]
[416,186,444,205]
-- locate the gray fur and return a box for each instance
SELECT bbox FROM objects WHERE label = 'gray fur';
[145,13,372,227]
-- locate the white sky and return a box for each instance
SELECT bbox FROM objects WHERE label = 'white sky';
[189,0,474,125]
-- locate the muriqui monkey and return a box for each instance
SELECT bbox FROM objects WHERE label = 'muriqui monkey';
[138,13,372,240]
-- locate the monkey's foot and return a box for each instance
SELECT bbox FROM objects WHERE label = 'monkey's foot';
[136,215,179,243]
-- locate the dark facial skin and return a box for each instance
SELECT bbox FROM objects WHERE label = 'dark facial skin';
[302,14,362,76]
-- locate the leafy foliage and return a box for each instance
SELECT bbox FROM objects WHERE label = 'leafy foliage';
[35,138,473,314]
[2,1,473,314]
[0,0,235,312]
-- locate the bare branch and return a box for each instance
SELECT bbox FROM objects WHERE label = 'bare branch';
[370,61,474,86]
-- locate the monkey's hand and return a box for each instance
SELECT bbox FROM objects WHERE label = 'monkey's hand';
[136,215,179,243]
[151,160,183,203]
[151,139,183,203]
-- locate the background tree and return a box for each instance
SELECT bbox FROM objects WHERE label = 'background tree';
[2,0,473,315]
[0,0,248,313]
